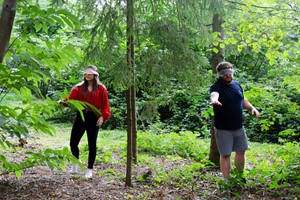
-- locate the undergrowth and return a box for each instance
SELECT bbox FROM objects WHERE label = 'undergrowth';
[1,124,299,199]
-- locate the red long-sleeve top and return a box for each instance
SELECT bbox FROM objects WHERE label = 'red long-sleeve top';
[68,82,111,121]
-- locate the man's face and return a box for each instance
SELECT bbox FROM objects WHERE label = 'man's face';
[219,67,234,84]
[221,73,233,84]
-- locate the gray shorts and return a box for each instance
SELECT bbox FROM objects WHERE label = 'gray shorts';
[214,127,248,156]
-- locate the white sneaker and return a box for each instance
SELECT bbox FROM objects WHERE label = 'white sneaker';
[70,164,78,174]
[85,169,93,179]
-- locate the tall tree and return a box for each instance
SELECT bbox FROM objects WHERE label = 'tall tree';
[0,0,18,63]
[125,0,135,187]
[209,13,225,166]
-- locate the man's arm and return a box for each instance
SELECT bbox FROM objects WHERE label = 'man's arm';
[242,99,259,117]
[210,92,222,106]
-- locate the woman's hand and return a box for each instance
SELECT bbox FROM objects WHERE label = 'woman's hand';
[96,116,104,126]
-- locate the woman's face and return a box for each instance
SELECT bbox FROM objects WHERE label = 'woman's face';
[84,73,95,81]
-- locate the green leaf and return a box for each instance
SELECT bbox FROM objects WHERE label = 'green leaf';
[212,32,219,38]
[15,170,23,179]
[62,147,69,155]
[54,38,61,48]
[46,17,56,26]
[45,40,53,50]
[0,140,7,150]
[20,87,33,103]
[51,15,65,26]
[56,9,71,15]
[46,8,55,15]
[212,42,218,46]
[60,15,74,29]
[35,23,42,32]
[42,22,49,34]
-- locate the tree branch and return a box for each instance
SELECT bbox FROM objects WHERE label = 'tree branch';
[224,0,297,12]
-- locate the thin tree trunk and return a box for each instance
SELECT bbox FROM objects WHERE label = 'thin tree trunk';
[132,81,137,164]
[125,88,133,187]
[125,0,134,187]
[209,14,225,166]
[0,0,18,63]
[130,4,137,162]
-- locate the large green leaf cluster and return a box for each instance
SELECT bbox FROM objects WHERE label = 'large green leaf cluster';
[0,1,83,176]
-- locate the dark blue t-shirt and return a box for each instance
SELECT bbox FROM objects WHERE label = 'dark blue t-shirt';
[210,79,244,130]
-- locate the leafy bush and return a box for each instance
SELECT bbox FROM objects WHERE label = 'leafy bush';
[247,142,300,190]
[137,130,210,162]
[243,84,300,143]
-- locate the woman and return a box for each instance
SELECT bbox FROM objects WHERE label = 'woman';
[67,65,110,179]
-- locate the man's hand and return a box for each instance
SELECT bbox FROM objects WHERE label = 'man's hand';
[210,100,222,106]
[210,92,222,106]
[251,107,260,118]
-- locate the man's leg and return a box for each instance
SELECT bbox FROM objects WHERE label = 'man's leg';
[220,155,231,178]
[234,150,245,173]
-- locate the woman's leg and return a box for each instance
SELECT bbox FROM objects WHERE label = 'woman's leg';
[70,113,86,159]
[85,112,100,169]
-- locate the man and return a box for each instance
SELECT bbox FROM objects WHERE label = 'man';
[210,61,259,182]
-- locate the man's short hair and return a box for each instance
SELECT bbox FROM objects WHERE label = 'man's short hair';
[216,61,234,72]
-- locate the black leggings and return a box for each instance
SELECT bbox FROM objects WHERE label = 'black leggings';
[70,111,99,169]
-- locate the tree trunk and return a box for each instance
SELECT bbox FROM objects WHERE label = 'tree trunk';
[125,0,135,187]
[0,0,18,63]
[209,14,225,166]
[132,82,137,164]
[125,87,133,187]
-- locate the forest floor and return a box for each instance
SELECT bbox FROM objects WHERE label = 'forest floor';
[0,126,299,200]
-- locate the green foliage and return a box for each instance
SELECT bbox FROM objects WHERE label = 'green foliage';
[156,87,212,135]
[0,1,85,175]
[0,147,81,179]
[224,0,299,67]
[1,126,299,197]
[221,0,300,142]
[136,129,299,195]
[284,75,300,93]
[0,90,57,141]
[138,130,210,162]
[242,83,300,143]
[247,142,300,191]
